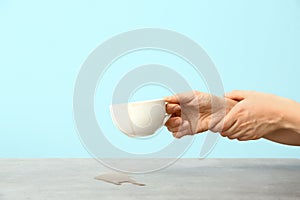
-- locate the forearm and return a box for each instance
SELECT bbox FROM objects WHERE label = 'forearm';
[281,98,300,134]
[263,129,300,146]
[263,98,300,146]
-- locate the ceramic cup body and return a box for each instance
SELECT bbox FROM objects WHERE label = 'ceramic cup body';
[110,99,170,137]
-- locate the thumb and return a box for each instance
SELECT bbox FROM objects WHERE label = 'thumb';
[164,95,179,103]
[224,90,252,101]
[164,90,198,104]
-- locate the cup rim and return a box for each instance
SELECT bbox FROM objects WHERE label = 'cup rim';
[110,98,165,107]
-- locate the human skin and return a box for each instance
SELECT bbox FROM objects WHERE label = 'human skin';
[164,91,237,138]
[223,90,300,145]
[165,90,300,146]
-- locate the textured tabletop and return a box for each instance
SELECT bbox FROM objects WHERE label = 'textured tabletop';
[1,158,300,200]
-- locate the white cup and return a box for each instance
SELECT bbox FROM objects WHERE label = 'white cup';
[110,99,171,137]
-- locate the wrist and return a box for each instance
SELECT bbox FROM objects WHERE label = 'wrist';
[280,98,300,134]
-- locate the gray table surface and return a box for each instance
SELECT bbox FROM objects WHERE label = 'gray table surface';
[1,158,300,200]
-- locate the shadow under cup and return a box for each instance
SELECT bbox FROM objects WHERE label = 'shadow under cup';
[110,99,170,137]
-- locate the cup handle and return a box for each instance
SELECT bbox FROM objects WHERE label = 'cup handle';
[163,101,171,125]
[163,114,171,125]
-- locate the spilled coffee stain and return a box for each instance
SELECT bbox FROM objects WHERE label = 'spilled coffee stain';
[94,172,145,186]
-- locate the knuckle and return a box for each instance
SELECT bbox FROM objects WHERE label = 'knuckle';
[236,106,246,114]
[174,127,180,132]
[166,118,181,128]
[187,131,195,136]
[210,121,223,133]
[232,89,240,93]
[174,118,181,126]
[227,136,236,140]
[252,136,259,140]
[173,132,182,139]
[170,126,180,132]
[220,132,228,137]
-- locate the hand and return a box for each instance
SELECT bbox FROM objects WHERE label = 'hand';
[164,91,237,138]
[222,90,288,141]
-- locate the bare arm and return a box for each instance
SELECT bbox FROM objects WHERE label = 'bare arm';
[223,90,300,146]
[165,90,300,146]
[263,98,300,146]
[263,130,300,146]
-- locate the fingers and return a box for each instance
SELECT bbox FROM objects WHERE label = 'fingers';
[237,136,250,141]
[225,134,249,141]
[164,96,179,104]
[224,90,251,101]
[221,127,255,141]
[220,108,248,140]
[172,120,192,138]
[221,131,247,141]
[226,132,243,140]
[173,129,189,139]
[222,106,239,133]
[164,90,199,104]
[165,117,182,132]
[165,117,193,139]
[166,103,181,116]
[221,117,245,140]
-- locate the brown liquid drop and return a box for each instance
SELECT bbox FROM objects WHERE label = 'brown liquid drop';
[94,172,145,186]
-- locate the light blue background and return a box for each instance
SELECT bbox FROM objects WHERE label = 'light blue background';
[1,0,300,158]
